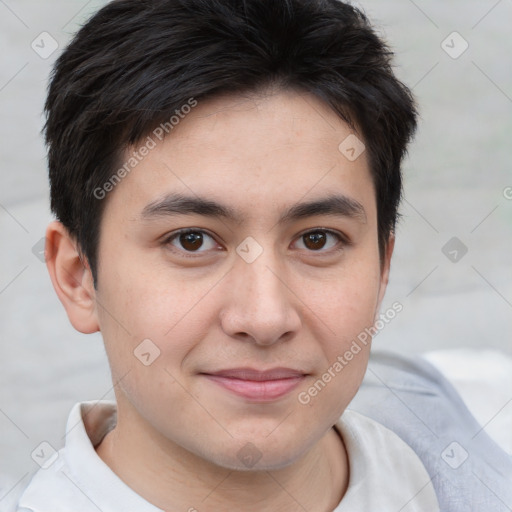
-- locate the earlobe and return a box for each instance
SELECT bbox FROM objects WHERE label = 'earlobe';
[45,221,100,334]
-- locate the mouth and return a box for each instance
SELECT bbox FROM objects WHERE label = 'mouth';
[200,367,307,402]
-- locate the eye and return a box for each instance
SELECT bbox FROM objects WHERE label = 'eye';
[294,229,345,252]
[165,229,220,253]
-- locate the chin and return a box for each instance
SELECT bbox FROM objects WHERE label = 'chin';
[197,434,313,473]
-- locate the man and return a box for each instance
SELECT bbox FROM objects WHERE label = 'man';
[15,0,511,510]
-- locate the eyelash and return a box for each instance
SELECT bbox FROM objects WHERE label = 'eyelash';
[162,228,349,257]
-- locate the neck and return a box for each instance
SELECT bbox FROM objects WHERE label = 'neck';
[95,402,349,512]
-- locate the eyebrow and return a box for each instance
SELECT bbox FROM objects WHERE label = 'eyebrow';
[140,192,367,224]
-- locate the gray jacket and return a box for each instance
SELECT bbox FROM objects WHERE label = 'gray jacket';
[349,351,512,511]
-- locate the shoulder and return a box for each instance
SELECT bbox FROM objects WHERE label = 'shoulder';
[15,401,110,512]
[15,451,99,512]
[15,401,161,512]
[333,410,440,511]
[350,351,512,511]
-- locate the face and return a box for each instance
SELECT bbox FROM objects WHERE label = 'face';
[84,89,391,470]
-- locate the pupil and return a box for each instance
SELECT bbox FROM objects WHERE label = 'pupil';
[181,232,203,251]
[304,232,326,250]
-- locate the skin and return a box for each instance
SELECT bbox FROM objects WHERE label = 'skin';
[46,88,394,511]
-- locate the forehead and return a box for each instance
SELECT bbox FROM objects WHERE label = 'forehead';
[159,90,360,165]
[105,89,374,221]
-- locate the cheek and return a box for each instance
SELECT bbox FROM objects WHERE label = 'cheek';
[305,260,381,341]
[95,255,220,372]
[297,261,380,408]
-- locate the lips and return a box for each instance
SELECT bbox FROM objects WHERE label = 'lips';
[201,367,307,401]
[207,367,305,380]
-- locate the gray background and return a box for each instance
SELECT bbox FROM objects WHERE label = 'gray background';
[1,0,511,508]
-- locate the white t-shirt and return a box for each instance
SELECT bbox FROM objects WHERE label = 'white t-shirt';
[16,401,439,512]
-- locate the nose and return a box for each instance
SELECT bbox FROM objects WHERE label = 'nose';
[219,252,302,346]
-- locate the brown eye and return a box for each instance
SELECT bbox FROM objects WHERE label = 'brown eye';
[295,229,344,253]
[166,229,218,253]
[180,232,204,251]
[303,231,327,250]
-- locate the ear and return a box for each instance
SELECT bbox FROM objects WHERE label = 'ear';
[45,221,100,334]
[375,234,395,317]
